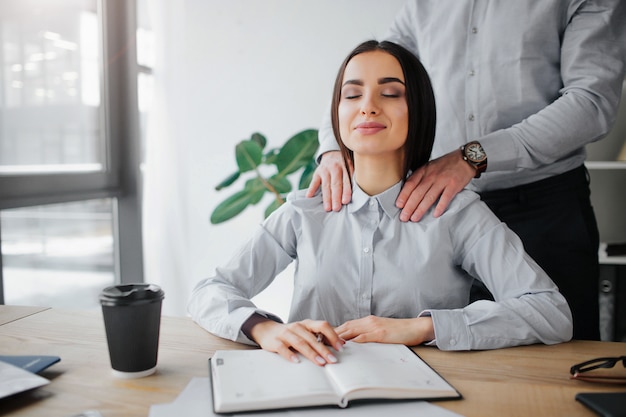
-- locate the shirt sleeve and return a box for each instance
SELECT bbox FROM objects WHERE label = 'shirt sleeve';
[316,102,339,163]
[385,1,626,173]
[428,197,573,350]
[187,207,297,344]
[478,1,626,172]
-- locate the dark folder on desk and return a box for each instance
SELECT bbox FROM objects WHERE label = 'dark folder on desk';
[0,355,60,374]
[576,392,626,417]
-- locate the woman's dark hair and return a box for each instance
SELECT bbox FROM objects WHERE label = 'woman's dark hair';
[330,40,436,178]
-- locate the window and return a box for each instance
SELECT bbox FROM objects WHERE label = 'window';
[1,199,115,307]
[0,0,143,307]
[0,0,104,174]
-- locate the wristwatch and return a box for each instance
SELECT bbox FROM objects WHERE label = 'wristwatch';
[460,141,487,178]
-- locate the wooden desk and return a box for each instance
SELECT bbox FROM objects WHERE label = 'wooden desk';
[0,305,49,326]
[0,306,624,417]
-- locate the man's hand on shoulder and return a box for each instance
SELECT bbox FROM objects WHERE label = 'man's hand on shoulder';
[306,151,353,211]
[396,149,476,222]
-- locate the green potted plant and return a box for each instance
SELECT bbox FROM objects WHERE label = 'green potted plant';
[210,129,319,224]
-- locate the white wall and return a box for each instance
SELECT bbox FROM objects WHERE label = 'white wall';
[147,0,406,316]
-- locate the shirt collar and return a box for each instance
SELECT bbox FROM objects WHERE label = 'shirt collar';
[349,179,403,219]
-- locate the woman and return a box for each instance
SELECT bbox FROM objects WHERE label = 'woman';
[188,40,572,366]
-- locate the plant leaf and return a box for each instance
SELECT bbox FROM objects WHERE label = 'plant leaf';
[210,190,254,224]
[250,132,267,149]
[244,178,267,204]
[236,140,263,173]
[298,160,317,189]
[215,171,240,191]
[275,129,319,175]
[264,148,280,165]
[264,198,283,218]
[268,175,292,194]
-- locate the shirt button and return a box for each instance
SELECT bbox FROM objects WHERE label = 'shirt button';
[369,200,375,206]
[468,114,475,121]
[472,27,478,34]
[449,339,457,346]
[469,70,475,76]
[363,247,370,253]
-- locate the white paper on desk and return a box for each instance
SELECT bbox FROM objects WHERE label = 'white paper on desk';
[0,360,50,400]
[149,377,465,417]
[149,377,219,417]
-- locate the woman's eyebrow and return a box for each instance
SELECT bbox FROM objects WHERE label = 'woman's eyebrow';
[342,77,405,87]
[378,77,405,85]
[342,79,364,87]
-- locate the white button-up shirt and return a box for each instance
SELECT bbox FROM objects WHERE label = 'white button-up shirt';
[188,182,572,350]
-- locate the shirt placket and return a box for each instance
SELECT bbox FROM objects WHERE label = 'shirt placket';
[465,0,482,141]
[357,198,378,317]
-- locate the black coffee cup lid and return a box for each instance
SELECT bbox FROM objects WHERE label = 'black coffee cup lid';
[100,284,164,306]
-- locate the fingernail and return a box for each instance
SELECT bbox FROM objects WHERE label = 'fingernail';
[335,342,344,352]
[327,354,338,363]
[291,355,300,364]
[315,356,326,365]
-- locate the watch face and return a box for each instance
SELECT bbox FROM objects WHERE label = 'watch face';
[466,143,487,162]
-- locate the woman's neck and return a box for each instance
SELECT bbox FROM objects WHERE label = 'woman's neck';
[353,155,404,196]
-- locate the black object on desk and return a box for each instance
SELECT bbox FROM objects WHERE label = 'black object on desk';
[576,392,626,417]
[0,355,60,374]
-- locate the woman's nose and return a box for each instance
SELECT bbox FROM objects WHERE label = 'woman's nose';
[360,95,379,115]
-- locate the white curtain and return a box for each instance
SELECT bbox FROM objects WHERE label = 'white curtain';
[142,0,193,316]
[141,0,406,318]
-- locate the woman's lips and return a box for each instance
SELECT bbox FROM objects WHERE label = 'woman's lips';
[355,121,386,134]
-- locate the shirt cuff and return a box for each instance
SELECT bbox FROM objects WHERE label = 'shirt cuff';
[417,310,437,346]
[428,309,472,350]
[229,308,283,345]
[241,313,282,343]
[478,130,519,172]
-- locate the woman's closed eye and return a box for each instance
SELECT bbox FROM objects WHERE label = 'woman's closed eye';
[342,87,362,100]
[341,91,404,100]
[381,87,405,98]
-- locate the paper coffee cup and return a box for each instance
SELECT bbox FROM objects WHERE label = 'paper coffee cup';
[100,284,164,378]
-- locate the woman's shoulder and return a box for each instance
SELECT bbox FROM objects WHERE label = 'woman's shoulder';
[278,189,329,219]
[446,189,481,212]
[286,188,323,208]
[439,189,502,228]
[423,189,493,223]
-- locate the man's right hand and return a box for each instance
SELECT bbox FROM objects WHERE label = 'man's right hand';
[306,151,353,211]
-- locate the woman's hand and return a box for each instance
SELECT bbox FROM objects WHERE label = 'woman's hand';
[249,318,345,366]
[335,315,435,346]
[306,151,353,212]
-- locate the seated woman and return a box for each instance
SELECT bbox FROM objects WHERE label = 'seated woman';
[188,40,572,366]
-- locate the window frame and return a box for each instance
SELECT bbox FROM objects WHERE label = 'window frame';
[0,0,143,303]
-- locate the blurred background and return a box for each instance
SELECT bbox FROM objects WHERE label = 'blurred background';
[0,0,405,319]
[1,0,624,341]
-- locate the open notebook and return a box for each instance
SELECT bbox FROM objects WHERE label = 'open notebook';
[209,342,461,413]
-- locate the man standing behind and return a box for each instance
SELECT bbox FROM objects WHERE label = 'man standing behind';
[309,1,626,340]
